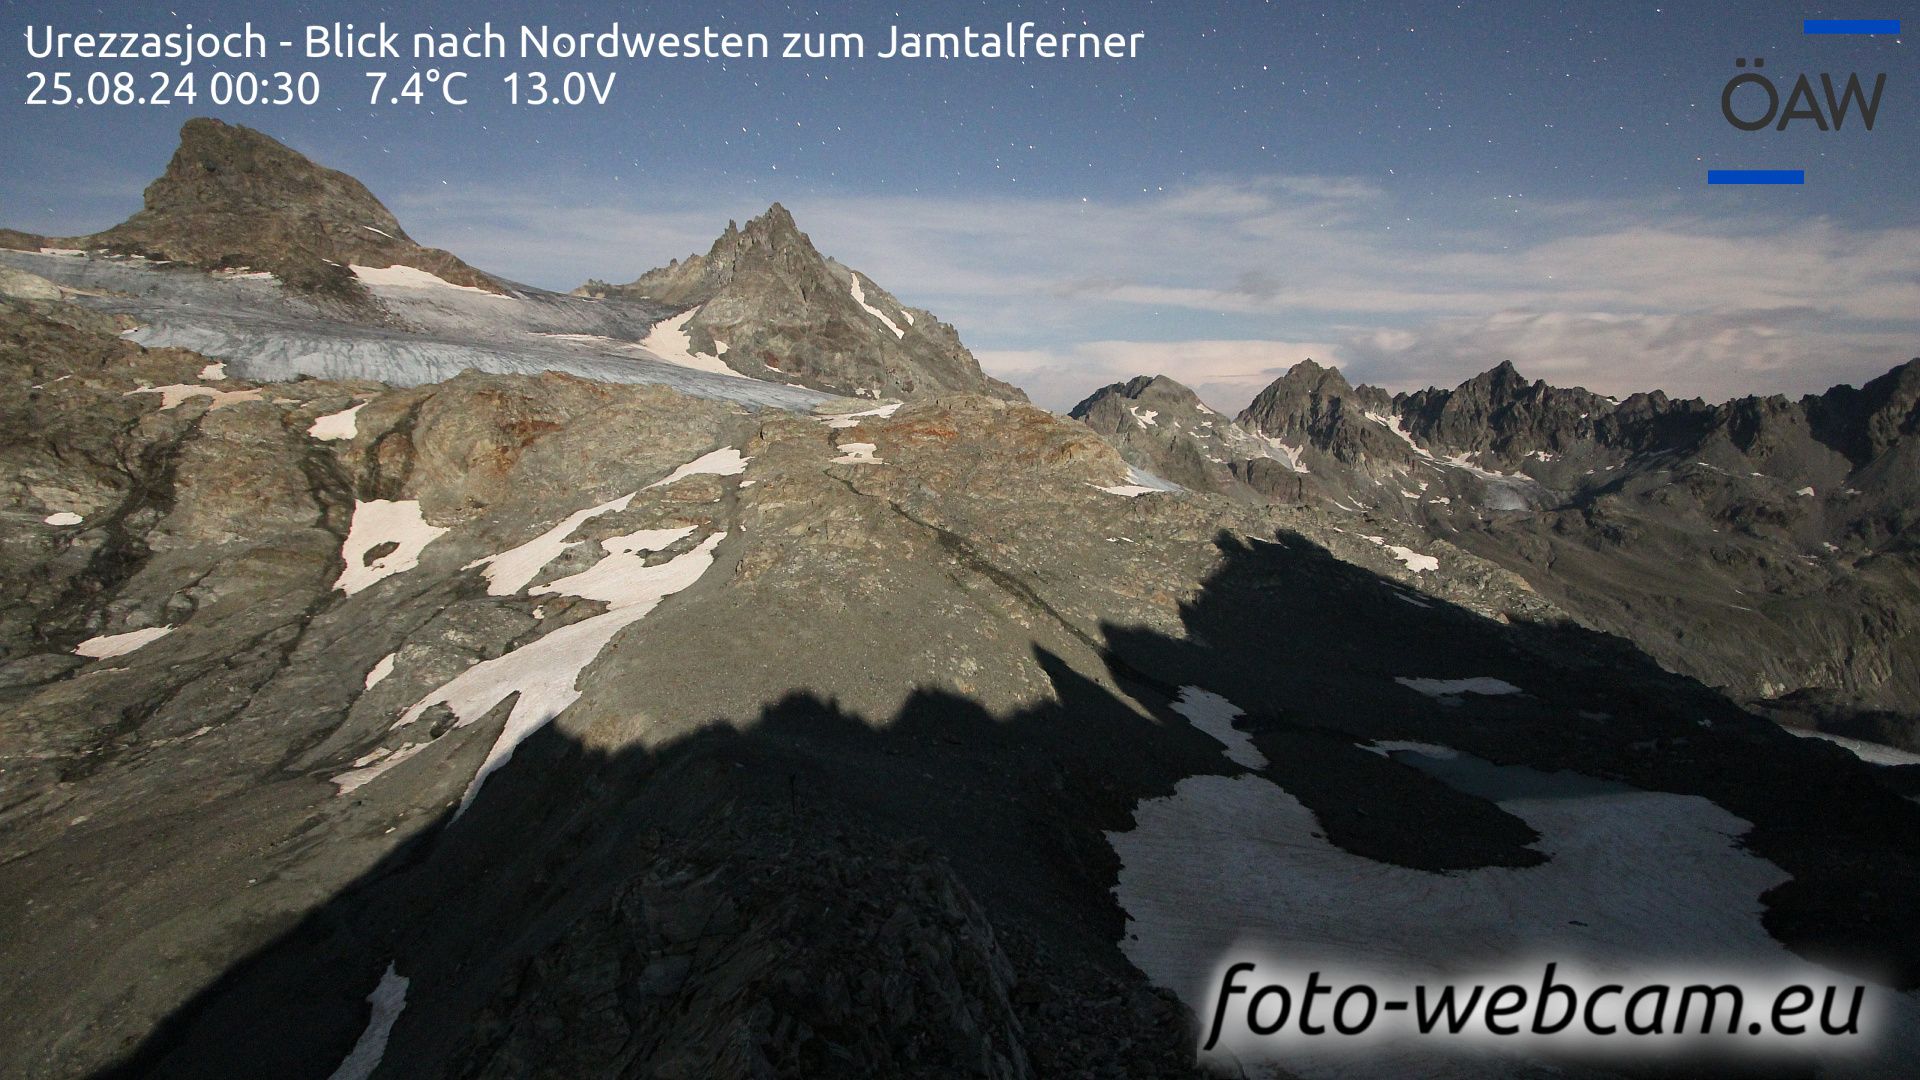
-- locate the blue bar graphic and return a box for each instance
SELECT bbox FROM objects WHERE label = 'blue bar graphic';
[1803,19,1901,34]
[1708,170,1806,185]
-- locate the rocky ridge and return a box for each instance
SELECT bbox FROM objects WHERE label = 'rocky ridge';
[1067,358,1920,742]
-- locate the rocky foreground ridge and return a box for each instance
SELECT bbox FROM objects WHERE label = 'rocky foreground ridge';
[3,270,1920,1077]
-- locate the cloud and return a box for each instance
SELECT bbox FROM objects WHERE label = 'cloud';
[1159,174,1384,217]
[386,193,733,290]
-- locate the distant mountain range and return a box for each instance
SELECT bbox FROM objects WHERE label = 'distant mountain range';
[1074,355,1920,743]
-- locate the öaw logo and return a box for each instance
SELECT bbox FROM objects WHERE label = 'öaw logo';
[1707,18,1896,186]
[1720,57,1886,132]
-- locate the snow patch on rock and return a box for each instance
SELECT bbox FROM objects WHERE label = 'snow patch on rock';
[325,962,409,1080]
[1385,545,1438,572]
[364,652,397,690]
[1258,434,1310,473]
[532,526,700,603]
[1362,739,1461,758]
[1785,727,1920,767]
[308,402,367,441]
[819,402,902,429]
[1366,410,1421,451]
[848,273,905,338]
[74,625,174,659]
[331,743,427,795]
[832,442,883,465]
[1170,686,1267,769]
[465,492,637,596]
[334,500,449,596]
[126,384,264,410]
[1093,464,1182,497]
[350,263,501,296]
[1361,534,1440,572]
[396,533,726,813]
[1395,676,1523,697]
[646,447,750,489]
[639,308,745,378]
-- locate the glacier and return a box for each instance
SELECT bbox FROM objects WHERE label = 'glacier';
[1,250,832,411]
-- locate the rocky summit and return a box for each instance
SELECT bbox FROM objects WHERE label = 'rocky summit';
[2,116,1920,1080]
[1069,375,1284,500]
[39,118,501,302]
[578,203,1026,402]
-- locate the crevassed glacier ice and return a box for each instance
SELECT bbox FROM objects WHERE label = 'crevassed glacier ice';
[0,250,830,411]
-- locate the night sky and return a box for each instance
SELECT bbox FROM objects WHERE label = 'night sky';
[2,1,1914,409]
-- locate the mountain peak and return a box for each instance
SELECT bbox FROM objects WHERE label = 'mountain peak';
[738,203,815,258]
[582,205,1025,402]
[140,118,396,234]
[1234,359,1403,465]
[1067,373,1274,496]
[604,202,825,308]
[1477,359,1530,389]
[1123,374,1203,400]
[163,117,355,199]
[1879,356,1920,391]
[1804,355,1920,465]
[1068,373,1203,419]
[84,117,499,296]
[1258,358,1358,400]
